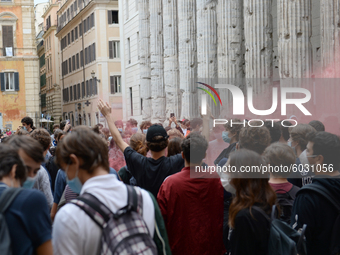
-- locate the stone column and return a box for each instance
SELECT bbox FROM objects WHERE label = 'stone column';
[197,0,218,116]
[139,0,152,120]
[150,0,165,122]
[278,0,312,79]
[163,0,180,118]
[217,0,244,111]
[178,0,198,119]
[244,0,273,92]
[320,0,340,77]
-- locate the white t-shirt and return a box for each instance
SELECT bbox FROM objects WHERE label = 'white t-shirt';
[52,174,155,255]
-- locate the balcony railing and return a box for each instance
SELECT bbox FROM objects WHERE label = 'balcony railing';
[37,40,44,51]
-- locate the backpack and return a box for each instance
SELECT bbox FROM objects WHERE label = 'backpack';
[297,184,340,255]
[71,185,157,255]
[0,187,22,255]
[276,186,300,224]
[253,205,307,255]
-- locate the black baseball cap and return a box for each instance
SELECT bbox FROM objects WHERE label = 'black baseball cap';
[146,124,169,142]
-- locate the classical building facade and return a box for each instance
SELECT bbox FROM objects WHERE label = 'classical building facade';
[0,0,40,131]
[56,0,121,127]
[34,2,49,36]
[42,0,62,124]
[119,0,340,123]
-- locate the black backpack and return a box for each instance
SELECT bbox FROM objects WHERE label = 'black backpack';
[0,187,22,255]
[253,205,307,255]
[71,185,157,255]
[276,186,300,224]
[297,184,340,255]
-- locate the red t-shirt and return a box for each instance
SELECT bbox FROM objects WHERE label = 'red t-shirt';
[157,167,225,255]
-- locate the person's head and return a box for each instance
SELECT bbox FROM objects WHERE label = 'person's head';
[289,124,316,154]
[223,119,243,144]
[21,116,34,131]
[168,137,183,157]
[30,128,51,154]
[146,124,169,152]
[212,125,224,140]
[238,124,271,155]
[5,135,44,177]
[53,124,60,132]
[57,131,66,142]
[180,119,190,129]
[309,120,325,132]
[114,120,124,131]
[60,120,67,131]
[127,118,138,128]
[54,129,63,142]
[16,129,29,136]
[190,118,203,131]
[56,126,110,186]
[228,149,276,228]
[264,121,282,143]
[101,128,110,140]
[167,128,184,140]
[181,132,208,165]
[123,129,132,139]
[0,144,27,187]
[97,123,103,130]
[263,143,296,178]
[129,133,149,156]
[140,121,152,134]
[306,131,340,173]
[279,120,292,142]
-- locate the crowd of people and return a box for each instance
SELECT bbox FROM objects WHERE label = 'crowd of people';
[0,100,339,255]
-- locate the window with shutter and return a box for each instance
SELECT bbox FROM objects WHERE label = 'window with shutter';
[75,27,78,40]
[68,33,70,45]
[88,45,91,63]
[70,86,73,101]
[85,48,88,65]
[89,79,93,96]
[74,85,77,100]
[110,76,115,94]
[92,43,95,61]
[72,55,75,71]
[94,79,97,95]
[76,53,79,69]
[108,10,112,24]
[79,23,82,36]
[86,81,89,97]
[69,58,72,73]
[80,50,84,66]
[87,16,90,31]
[77,84,80,99]
[83,19,87,33]
[82,82,85,98]
[71,30,74,42]
[2,26,14,56]
[91,13,94,27]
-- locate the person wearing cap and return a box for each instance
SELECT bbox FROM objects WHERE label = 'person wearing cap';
[98,100,184,198]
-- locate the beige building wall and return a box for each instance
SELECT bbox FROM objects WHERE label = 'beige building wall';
[56,0,121,127]
[0,0,40,131]
[34,2,49,36]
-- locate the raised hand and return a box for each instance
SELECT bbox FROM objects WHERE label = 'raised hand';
[98,99,112,117]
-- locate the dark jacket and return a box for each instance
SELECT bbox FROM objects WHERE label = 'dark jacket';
[291,175,340,255]
[214,142,237,166]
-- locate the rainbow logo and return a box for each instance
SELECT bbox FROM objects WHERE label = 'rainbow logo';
[197,82,223,106]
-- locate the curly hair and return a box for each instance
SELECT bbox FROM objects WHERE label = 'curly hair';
[224,119,243,141]
[140,121,152,131]
[129,133,149,156]
[167,128,184,140]
[238,124,271,155]
[21,116,34,128]
[30,128,51,151]
[127,118,138,127]
[16,129,29,136]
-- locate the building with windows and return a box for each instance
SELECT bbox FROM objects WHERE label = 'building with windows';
[34,2,49,37]
[56,0,121,127]
[37,36,47,118]
[42,0,62,124]
[119,0,141,122]
[0,0,40,131]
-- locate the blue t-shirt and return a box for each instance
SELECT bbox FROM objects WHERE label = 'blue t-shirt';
[53,169,66,204]
[0,183,52,255]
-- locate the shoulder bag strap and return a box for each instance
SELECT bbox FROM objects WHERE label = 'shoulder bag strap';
[0,188,22,214]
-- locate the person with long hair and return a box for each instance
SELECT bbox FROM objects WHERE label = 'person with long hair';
[118,133,149,184]
[227,149,277,255]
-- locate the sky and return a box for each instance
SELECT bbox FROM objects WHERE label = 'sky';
[34,0,49,6]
